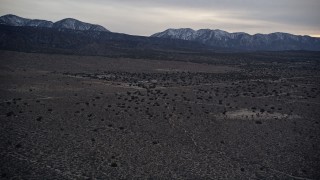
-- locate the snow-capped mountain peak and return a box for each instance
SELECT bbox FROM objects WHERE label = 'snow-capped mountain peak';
[152,28,195,40]
[0,14,109,32]
[53,18,108,32]
[0,14,31,26]
[151,28,320,50]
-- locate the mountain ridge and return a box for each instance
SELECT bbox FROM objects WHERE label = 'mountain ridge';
[0,14,319,51]
[151,28,320,51]
[0,14,109,32]
[152,28,313,39]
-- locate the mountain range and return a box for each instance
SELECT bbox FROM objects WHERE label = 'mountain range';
[151,28,320,51]
[0,14,319,52]
[0,14,109,32]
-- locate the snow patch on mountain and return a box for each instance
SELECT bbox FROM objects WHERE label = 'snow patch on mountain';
[53,18,107,32]
[0,14,109,32]
[151,28,320,51]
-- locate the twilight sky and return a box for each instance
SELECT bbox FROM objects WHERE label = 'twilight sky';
[1,0,319,37]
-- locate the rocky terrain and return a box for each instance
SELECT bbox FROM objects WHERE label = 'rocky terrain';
[0,50,319,179]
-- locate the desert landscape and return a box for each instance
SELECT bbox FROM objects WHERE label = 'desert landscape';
[0,50,319,179]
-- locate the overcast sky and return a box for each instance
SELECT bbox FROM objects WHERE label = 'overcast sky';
[1,0,319,37]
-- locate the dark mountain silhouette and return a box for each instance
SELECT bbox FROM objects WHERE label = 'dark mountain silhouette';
[0,25,212,59]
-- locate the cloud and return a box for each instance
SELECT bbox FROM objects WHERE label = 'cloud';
[0,0,319,36]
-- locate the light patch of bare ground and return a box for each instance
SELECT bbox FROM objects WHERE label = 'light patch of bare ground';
[216,109,301,120]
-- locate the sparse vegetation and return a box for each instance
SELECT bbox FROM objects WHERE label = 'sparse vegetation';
[0,50,319,179]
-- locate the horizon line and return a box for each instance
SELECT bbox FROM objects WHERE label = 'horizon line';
[1,13,319,38]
